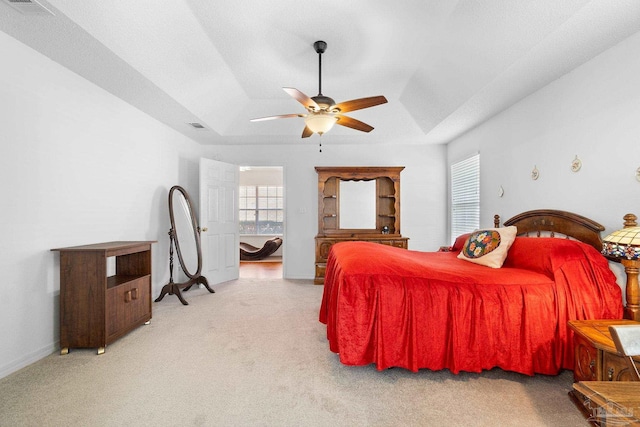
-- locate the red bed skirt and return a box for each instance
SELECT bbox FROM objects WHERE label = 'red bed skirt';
[319,240,623,375]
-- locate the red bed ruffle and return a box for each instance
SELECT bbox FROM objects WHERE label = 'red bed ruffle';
[319,238,622,375]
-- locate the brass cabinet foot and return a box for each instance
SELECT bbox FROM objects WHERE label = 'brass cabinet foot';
[97,347,105,355]
[60,347,69,355]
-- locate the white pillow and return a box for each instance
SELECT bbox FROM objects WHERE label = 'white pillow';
[457,226,517,268]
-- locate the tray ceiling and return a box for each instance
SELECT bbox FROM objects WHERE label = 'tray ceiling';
[1,0,639,145]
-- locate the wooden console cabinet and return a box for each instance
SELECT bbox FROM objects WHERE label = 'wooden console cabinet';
[52,241,155,354]
[314,166,408,284]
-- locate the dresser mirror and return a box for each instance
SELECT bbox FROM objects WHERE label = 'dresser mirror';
[339,180,376,229]
[155,185,213,305]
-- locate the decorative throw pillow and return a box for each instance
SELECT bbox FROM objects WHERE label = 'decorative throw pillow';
[457,226,517,268]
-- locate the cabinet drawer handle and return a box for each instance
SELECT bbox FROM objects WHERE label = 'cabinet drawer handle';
[131,288,138,300]
[125,290,131,303]
[608,367,615,381]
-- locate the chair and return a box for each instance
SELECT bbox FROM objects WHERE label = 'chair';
[239,237,283,261]
[609,325,640,381]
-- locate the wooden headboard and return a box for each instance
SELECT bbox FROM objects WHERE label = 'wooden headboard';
[494,209,639,321]
[494,209,605,252]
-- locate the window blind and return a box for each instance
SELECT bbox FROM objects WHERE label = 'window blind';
[451,154,480,242]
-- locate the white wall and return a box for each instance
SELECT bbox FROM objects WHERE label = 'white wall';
[0,30,449,379]
[447,30,640,289]
[0,32,204,378]
[204,143,448,279]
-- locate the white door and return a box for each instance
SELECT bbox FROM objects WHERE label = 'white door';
[199,158,239,284]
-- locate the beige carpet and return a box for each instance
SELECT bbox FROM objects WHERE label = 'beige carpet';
[0,278,587,426]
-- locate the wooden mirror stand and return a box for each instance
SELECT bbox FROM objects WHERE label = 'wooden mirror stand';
[155,186,213,305]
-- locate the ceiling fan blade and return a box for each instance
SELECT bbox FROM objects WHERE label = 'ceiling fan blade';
[301,126,313,138]
[283,87,320,110]
[333,96,388,113]
[250,113,305,122]
[336,115,374,133]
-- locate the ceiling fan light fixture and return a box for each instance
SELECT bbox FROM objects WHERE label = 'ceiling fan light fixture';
[251,40,386,138]
[304,112,338,135]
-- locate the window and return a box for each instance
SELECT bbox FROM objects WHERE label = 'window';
[239,185,283,235]
[451,154,480,242]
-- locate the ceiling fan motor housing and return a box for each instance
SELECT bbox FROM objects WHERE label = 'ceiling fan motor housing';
[311,95,336,111]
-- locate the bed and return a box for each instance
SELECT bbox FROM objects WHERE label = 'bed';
[319,210,623,375]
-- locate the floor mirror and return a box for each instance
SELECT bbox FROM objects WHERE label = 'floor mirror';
[155,185,214,305]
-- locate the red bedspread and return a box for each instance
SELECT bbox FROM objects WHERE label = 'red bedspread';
[319,238,622,375]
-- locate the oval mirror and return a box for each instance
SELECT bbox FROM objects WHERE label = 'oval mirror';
[169,186,201,278]
[155,186,214,305]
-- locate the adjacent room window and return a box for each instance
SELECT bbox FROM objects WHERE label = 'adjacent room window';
[239,185,284,235]
[450,154,480,243]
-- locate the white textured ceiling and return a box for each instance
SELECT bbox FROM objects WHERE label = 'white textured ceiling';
[1,0,639,145]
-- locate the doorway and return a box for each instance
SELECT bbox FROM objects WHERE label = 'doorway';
[238,166,284,279]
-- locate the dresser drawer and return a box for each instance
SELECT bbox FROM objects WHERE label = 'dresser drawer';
[376,239,408,249]
[603,351,640,382]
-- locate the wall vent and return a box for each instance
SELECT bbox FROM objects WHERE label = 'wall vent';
[2,0,54,15]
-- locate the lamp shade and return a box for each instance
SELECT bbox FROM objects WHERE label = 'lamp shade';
[603,226,640,260]
[304,112,337,135]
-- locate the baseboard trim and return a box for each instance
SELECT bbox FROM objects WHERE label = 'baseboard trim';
[0,341,58,380]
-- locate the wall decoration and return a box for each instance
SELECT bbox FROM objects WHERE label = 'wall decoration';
[531,165,539,181]
[571,155,582,172]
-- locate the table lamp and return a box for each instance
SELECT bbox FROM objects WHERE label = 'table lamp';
[602,213,640,321]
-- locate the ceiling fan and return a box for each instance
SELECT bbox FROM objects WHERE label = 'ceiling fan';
[250,40,388,138]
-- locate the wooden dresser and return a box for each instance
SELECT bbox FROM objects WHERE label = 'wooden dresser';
[315,235,409,282]
[314,166,408,284]
[52,241,155,354]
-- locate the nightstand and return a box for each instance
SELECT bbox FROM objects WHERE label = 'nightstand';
[569,319,640,382]
[568,320,640,421]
